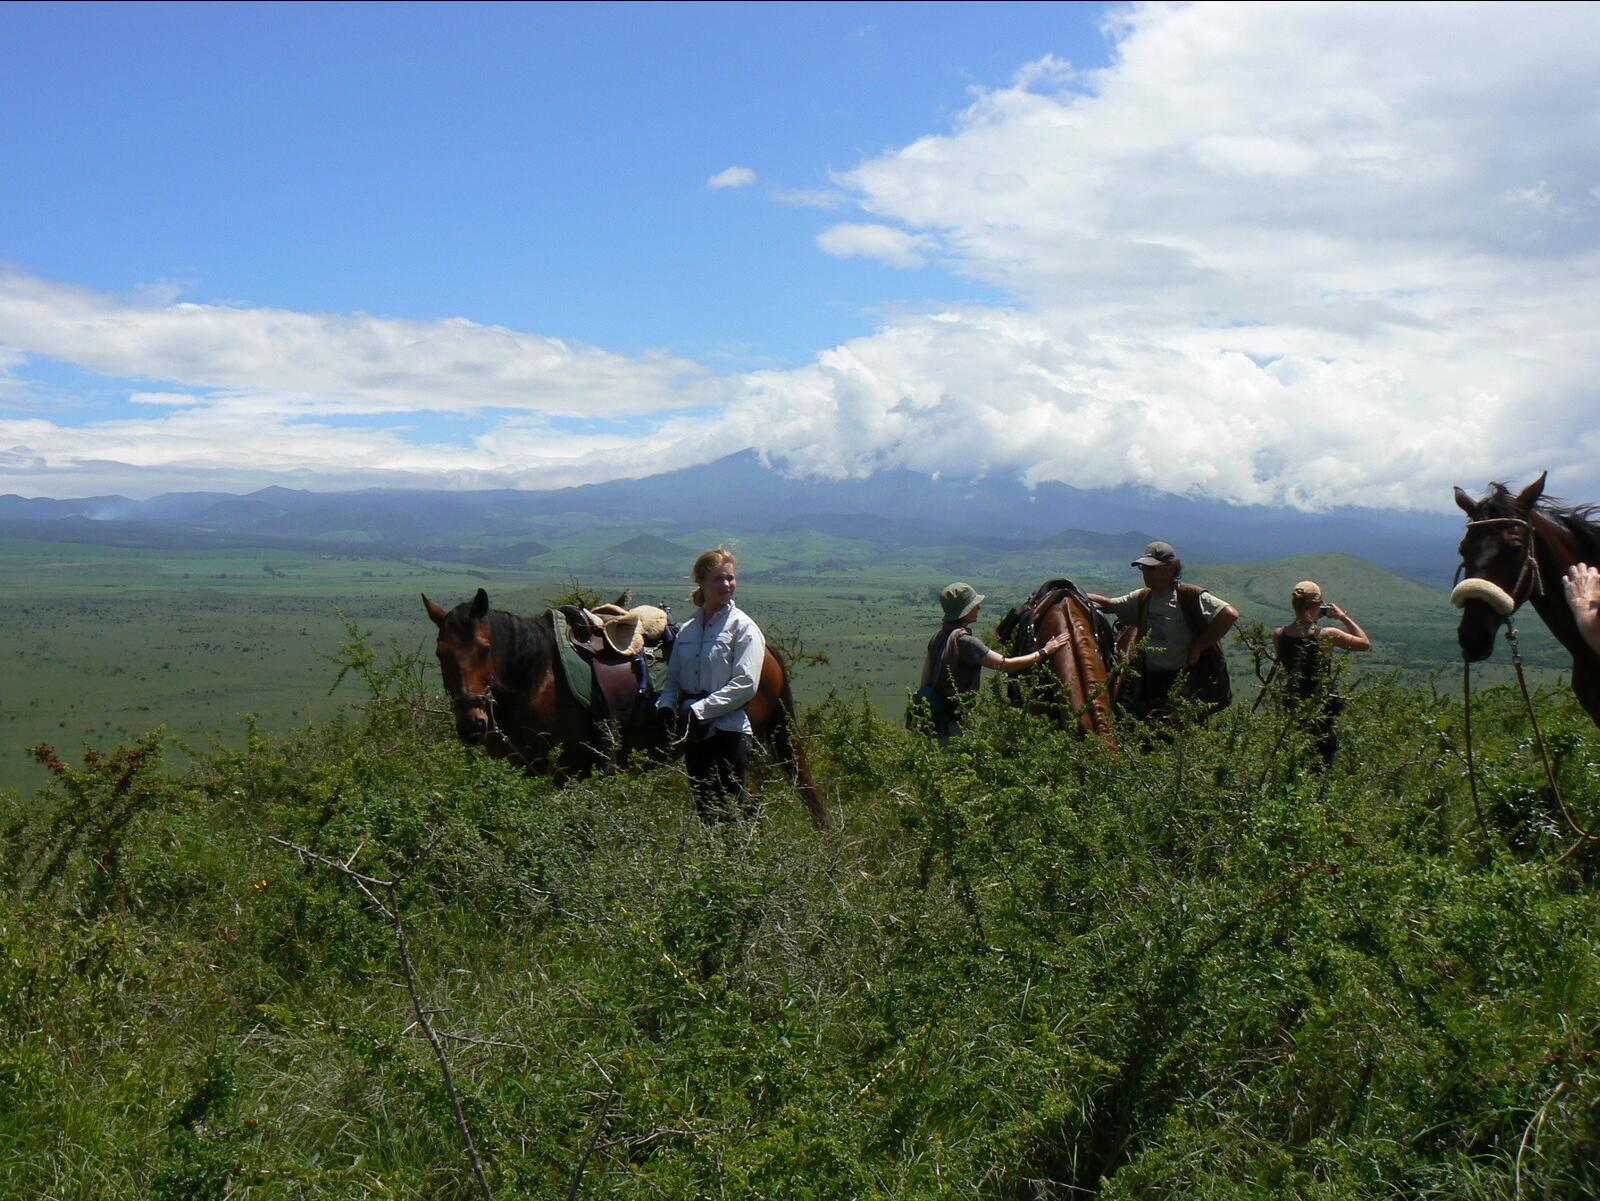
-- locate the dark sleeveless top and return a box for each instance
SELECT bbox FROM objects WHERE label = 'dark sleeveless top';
[1274,628,1333,705]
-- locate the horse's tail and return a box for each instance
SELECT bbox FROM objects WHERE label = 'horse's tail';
[772,665,831,831]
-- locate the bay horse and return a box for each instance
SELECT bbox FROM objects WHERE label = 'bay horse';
[997,579,1118,748]
[1453,472,1600,728]
[422,589,830,828]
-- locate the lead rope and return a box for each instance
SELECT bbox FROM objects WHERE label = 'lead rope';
[1464,616,1600,863]
[480,684,535,771]
[1461,658,1490,850]
[1503,618,1600,863]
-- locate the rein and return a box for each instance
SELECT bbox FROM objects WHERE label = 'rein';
[449,672,536,770]
[1460,611,1600,863]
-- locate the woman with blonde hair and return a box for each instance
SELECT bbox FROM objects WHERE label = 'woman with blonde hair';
[656,546,767,819]
[1272,580,1370,770]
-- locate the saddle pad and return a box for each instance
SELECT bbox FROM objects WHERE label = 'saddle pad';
[546,609,606,717]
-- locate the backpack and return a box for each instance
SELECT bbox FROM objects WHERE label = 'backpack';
[907,624,969,733]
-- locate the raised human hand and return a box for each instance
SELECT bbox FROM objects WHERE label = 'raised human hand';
[1563,563,1600,615]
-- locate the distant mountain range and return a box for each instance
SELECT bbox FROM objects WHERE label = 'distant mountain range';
[0,450,1465,582]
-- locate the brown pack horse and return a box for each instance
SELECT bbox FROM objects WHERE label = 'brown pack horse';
[1453,472,1600,728]
[423,589,830,828]
[998,579,1118,747]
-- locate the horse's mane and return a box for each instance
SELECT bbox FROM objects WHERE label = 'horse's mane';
[1479,482,1600,562]
[483,607,553,689]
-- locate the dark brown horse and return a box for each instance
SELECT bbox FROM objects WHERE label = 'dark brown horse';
[422,589,830,827]
[1453,472,1600,728]
[998,579,1118,748]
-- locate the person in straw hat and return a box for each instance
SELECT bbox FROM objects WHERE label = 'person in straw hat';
[656,546,766,820]
[1272,579,1370,770]
[912,582,1070,744]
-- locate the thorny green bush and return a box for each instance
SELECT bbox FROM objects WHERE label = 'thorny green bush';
[1,627,1598,1199]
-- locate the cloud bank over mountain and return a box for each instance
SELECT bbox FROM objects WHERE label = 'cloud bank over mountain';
[3,3,1598,507]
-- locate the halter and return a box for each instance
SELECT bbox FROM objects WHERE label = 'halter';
[1457,515,1544,609]
[449,679,496,715]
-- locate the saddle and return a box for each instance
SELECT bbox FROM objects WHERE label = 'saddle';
[550,596,677,723]
[564,601,672,657]
[997,577,1116,666]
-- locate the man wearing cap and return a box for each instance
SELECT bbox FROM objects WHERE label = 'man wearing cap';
[913,582,1070,743]
[1086,542,1238,720]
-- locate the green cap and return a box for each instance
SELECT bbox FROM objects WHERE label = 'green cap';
[940,581,985,622]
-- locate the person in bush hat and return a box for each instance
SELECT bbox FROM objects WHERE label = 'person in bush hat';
[911,581,1070,744]
[1271,579,1370,769]
[1087,541,1238,721]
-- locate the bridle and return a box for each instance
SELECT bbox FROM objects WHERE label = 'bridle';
[1456,515,1544,610]
[449,677,497,723]
[1454,511,1598,862]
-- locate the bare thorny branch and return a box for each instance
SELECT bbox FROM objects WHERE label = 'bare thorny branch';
[270,835,495,1201]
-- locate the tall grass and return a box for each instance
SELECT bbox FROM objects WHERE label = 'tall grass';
[2,637,1597,1199]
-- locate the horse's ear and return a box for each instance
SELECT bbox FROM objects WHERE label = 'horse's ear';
[470,588,490,621]
[1453,486,1478,516]
[1515,471,1548,511]
[423,594,448,626]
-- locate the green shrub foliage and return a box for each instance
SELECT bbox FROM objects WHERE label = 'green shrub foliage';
[2,635,1598,1199]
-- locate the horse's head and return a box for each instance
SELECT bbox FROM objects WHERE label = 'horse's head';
[1452,472,1546,661]
[423,588,495,744]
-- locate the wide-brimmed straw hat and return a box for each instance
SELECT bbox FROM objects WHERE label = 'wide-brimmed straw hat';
[594,604,671,656]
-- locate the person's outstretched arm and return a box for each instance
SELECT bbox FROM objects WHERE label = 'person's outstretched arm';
[1563,563,1600,655]
[979,630,1072,674]
[1321,602,1371,652]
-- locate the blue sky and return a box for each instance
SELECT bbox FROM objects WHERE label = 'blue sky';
[2,3,1598,507]
[3,3,1102,363]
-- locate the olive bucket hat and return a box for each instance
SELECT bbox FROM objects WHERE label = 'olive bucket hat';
[940,581,985,622]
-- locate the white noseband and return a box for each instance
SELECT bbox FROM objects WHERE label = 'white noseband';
[1451,577,1516,617]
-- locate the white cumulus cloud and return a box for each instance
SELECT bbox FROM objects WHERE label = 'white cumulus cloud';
[8,2,1600,509]
[756,1,1600,508]
[707,165,757,189]
[815,223,931,269]
[0,270,722,418]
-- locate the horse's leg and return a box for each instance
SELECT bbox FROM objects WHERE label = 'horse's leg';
[524,670,593,780]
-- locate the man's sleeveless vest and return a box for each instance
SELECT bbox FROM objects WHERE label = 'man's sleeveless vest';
[1134,583,1233,710]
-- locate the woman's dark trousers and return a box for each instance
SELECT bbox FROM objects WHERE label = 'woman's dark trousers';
[686,730,753,821]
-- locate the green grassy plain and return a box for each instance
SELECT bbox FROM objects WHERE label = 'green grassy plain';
[0,531,1568,796]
